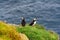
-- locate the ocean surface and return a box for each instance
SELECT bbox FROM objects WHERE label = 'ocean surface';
[0,0,60,35]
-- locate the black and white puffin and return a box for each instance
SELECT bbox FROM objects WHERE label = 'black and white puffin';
[21,17,26,26]
[29,18,37,26]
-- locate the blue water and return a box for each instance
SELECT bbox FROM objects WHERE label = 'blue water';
[0,0,60,34]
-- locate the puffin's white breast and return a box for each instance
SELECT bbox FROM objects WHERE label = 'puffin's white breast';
[33,21,36,26]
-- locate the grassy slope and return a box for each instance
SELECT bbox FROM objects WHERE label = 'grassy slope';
[16,24,58,40]
[0,21,58,40]
[0,21,29,40]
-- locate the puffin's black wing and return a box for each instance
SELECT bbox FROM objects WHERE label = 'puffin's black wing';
[29,20,34,26]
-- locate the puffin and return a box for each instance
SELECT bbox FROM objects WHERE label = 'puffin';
[21,17,26,26]
[29,18,37,26]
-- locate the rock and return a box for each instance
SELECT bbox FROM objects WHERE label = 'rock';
[19,33,29,40]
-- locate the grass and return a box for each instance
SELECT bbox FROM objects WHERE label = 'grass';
[0,21,58,40]
[0,21,29,40]
[16,24,58,40]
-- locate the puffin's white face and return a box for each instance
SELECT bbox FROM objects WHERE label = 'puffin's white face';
[21,17,24,20]
[33,18,37,20]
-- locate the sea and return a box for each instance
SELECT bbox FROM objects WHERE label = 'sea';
[0,0,60,35]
